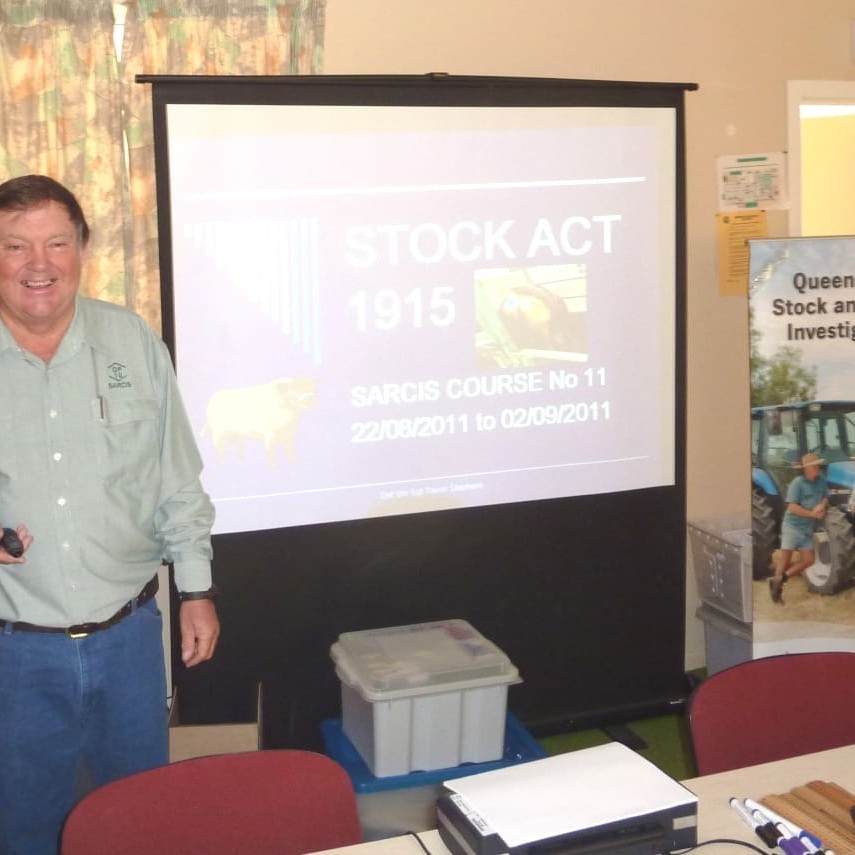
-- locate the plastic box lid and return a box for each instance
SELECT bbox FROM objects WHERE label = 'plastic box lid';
[331,619,519,700]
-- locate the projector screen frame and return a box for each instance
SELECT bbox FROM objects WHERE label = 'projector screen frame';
[140,73,695,745]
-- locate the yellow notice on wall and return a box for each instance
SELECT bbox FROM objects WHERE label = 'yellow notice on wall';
[716,210,768,296]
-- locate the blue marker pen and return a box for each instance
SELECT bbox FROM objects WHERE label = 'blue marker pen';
[801,835,832,855]
[798,831,831,855]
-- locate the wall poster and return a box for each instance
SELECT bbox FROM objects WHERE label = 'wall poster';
[749,236,855,657]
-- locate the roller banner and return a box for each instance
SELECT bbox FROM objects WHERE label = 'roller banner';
[749,235,855,657]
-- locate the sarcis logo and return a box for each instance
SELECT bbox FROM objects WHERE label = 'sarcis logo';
[107,362,131,389]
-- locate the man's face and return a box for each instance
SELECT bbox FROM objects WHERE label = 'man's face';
[0,200,85,335]
[804,463,820,481]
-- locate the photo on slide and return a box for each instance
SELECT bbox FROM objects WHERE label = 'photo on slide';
[474,263,588,369]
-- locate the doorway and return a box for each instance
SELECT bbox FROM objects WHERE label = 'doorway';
[787,80,855,237]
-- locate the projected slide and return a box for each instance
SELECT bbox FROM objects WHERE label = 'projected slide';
[165,103,676,533]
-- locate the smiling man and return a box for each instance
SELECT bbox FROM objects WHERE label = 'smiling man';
[0,175,219,855]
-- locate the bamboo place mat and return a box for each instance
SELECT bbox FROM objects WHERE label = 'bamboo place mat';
[762,780,855,855]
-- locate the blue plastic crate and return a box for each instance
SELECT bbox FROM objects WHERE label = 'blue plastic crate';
[321,712,546,793]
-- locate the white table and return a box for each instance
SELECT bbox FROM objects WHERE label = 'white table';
[311,743,855,853]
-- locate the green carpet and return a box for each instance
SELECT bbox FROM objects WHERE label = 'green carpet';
[538,668,706,781]
[534,670,707,780]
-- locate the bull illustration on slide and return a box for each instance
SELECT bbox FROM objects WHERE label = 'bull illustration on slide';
[202,376,318,466]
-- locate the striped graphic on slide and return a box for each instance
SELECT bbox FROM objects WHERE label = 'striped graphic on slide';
[182,218,321,361]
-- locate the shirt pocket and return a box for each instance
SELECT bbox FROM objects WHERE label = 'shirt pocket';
[92,397,160,484]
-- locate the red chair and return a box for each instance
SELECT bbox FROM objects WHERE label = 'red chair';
[61,750,363,855]
[687,651,855,776]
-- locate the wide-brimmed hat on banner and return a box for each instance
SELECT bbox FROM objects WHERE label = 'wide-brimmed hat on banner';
[794,452,825,469]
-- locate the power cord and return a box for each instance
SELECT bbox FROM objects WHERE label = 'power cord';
[401,831,767,854]
[402,832,764,854]
[674,839,769,853]
[404,830,434,854]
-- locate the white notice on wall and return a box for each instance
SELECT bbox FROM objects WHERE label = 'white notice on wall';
[716,152,788,212]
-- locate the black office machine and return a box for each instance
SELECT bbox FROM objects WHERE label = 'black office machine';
[436,742,698,855]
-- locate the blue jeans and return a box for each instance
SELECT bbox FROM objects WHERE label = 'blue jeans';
[0,598,168,855]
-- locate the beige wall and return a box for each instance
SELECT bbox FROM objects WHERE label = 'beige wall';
[323,0,855,669]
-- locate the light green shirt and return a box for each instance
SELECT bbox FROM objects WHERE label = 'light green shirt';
[0,296,214,626]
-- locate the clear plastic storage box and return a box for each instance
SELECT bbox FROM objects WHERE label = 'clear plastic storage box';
[330,619,521,777]
[687,515,753,622]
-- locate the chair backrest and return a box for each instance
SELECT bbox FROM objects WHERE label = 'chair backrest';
[61,750,363,855]
[687,651,855,776]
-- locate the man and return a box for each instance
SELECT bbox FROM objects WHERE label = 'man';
[769,451,829,603]
[0,174,219,854]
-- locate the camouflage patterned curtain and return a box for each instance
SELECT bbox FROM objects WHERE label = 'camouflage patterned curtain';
[0,0,326,331]
[0,1,128,305]
[120,0,326,331]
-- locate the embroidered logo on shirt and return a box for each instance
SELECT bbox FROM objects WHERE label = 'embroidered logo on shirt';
[107,362,132,389]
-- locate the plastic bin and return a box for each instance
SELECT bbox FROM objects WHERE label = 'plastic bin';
[688,515,752,622]
[330,619,521,777]
[696,603,753,675]
[321,713,546,839]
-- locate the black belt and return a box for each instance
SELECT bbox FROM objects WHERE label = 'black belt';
[0,575,159,639]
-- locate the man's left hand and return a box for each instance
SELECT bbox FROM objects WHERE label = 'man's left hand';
[178,599,220,667]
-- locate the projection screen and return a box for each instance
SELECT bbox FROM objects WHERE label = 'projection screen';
[158,86,678,535]
[141,74,693,745]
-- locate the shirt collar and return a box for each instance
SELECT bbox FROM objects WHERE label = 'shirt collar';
[59,297,123,361]
[0,318,16,354]
[0,297,117,362]
[0,300,85,358]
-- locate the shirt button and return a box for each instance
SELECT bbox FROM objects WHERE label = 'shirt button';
[57,497,67,507]
[61,542,71,551]
[49,410,58,419]
[53,452,62,462]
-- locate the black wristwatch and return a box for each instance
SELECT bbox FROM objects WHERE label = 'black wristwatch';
[178,585,220,602]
